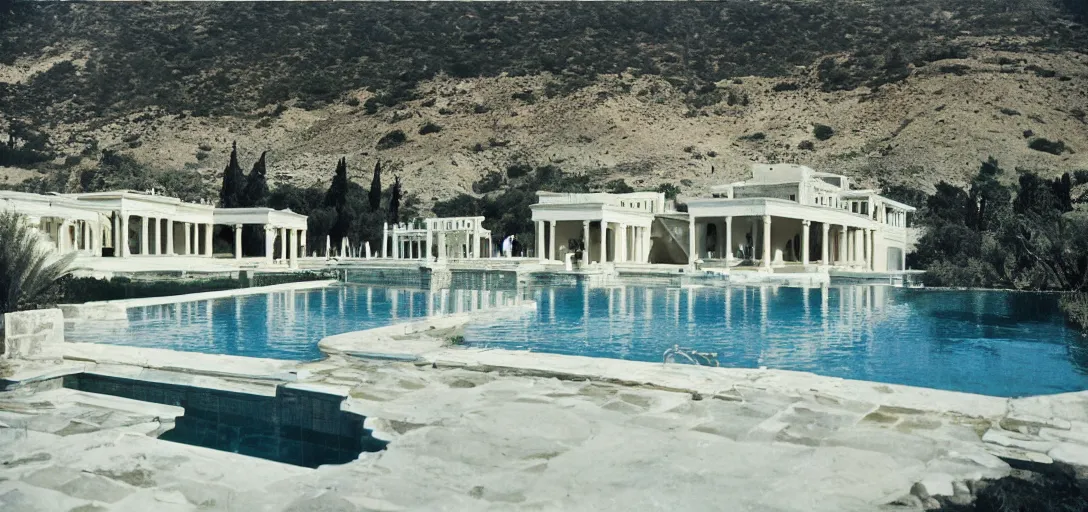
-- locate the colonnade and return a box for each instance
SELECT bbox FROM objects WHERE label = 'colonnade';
[535,220,650,264]
[688,215,879,270]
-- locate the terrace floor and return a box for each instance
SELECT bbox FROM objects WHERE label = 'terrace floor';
[4,345,1088,511]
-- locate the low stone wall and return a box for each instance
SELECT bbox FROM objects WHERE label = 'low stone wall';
[2,308,64,359]
[58,302,128,322]
[343,266,431,288]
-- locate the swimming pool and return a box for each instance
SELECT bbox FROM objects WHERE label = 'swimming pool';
[463,285,1087,397]
[66,285,521,360]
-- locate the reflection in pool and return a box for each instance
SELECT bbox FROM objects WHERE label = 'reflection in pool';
[463,285,1085,397]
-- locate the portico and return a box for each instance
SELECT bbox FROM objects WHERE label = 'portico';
[685,198,882,270]
[530,192,661,265]
[211,208,308,267]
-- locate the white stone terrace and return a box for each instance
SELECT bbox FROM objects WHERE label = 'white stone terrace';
[5,290,1088,510]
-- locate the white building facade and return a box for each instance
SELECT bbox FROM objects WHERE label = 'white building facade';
[685,164,915,271]
[0,190,309,267]
[530,192,664,264]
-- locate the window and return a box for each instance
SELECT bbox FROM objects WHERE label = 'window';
[788,194,796,202]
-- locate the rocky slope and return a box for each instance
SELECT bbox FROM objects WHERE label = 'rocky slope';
[1,1,1087,208]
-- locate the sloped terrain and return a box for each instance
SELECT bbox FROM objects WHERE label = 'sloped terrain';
[1,1,1087,208]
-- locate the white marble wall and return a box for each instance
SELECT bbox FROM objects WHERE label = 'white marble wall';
[2,308,64,359]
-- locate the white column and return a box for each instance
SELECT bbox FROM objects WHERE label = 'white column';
[536,220,546,262]
[382,223,388,258]
[264,225,275,263]
[549,221,557,261]
[425,224,433,262]
[869,229,876,271]
[183,222,192,255]
[582,221,591,264]
[299,229,306,259]
[438,232,447,261]
[762,215,772,269]
[121,215,131,257]
[687,216,696,265]
[233,224,243,259]
[112,214,121,256]
[838,225,847,266]
[140,216,149,255]
[618,223,628,262]
[721,217,731,262]
[821,223,830,266]
[802,220,810,266]
[204,224,213,257]
[600,220,609,263]
[855,228,863,267]
[288,228,298,268]
[151,218,161,255]
[469,230,477,259]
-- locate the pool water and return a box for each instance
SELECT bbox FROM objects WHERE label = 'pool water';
[66,285,521,361]
[463,285,1088,397]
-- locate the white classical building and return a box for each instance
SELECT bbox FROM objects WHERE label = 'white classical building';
[0,189,309,267]
[529,164,916,272]
[382,216,492,261]
[686,164,915,271]
[529,191,666,264]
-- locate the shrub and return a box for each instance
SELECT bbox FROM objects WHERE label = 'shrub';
[798,140,815,151]
[1028,138,1068,155]
[418,122,442,135]
[813,124,835,141]
[656,183,681,200]
[771,82,799,92]
[472,104,490,114]
[1074,170,1088,185]
[511,90,535,103]
[604,179,634,194]
[739,132,766,142]
[346,97,360,107]
[1061,293,1088,333]
[472,171,505,194]
[506,163,531,179]
[376,130,407,150]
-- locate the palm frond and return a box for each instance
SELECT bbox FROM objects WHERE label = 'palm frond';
[0,211,75,313]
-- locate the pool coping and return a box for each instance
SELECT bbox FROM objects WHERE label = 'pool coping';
[62,279,340,310]
[315,307,1088,422]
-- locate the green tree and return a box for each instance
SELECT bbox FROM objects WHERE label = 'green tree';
[219,142,245,208]
[368,160,382,212]
[242,150,269,207]
[0,211,75,314]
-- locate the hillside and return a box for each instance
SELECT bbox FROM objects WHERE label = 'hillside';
[2,1,1087,209]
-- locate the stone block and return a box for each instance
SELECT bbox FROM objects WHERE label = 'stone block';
[982,428,1055,454]
[2,309,64,359]
[1048,443,1088,469]
[911,473,954,498]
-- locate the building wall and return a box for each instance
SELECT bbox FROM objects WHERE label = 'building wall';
[733,183,801,202]
[552,221,584,261]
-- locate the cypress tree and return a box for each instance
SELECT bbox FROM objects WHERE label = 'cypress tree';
[242,151,270,207]
[219,142,245,208]
[390,175,402,224]
[324,157,348,209]
[368,160,382,212]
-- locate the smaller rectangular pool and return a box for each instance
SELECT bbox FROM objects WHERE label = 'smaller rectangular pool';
[66,285,522,360]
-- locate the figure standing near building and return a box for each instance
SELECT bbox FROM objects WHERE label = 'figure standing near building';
[502,234,515,258]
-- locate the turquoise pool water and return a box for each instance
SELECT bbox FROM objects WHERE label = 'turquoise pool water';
[66,285,519,360]
[463,285,1087,397]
